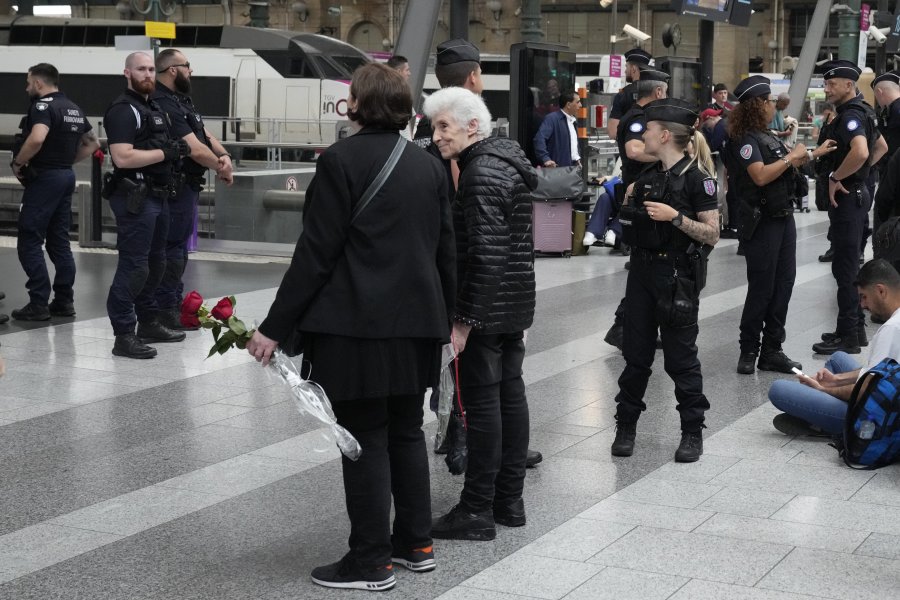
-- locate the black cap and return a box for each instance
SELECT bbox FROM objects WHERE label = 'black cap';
[624,48,652,66]
[638,68,670,84]
[822,60,862,81]
[872,70,900,87]
[643,98,699,127]
[713,83,728,92]
[734,75,771,101]
[436,39,480,66]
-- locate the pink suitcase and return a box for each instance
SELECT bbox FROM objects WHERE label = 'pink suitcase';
[533,200,573,254]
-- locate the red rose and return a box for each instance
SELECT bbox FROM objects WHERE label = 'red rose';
[182,290,204,314]
[180,312,201,328]
[210,297,234,321]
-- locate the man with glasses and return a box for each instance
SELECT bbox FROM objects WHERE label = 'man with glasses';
[151,49,233,331]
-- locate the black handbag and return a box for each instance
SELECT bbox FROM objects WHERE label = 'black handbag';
[280,137,407,357]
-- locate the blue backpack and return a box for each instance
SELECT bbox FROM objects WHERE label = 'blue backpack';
[841,358,900,469]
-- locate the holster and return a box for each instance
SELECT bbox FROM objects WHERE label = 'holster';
[117,178,148,215]
[740,204,763,241]
[687,243,712,293]
[101,172,117,199]
[656,273,698,328]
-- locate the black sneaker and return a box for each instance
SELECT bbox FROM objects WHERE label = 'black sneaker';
[112,333,157,359]
[812,336,861,355]
[822,329,869,347]
[493,497,526,527]
[675,431,703,463]
[736,352,757,375]
[604,322,624,351]
[48,300,76,317]
[310,554,396,591]
[137,321,186,344]
[525,449,543,468]
[757,351,802,374]
[611,422,637,457]
[0,313,8,325]
[818,248,835,262]
[772,413,829,437]
[11,303,50,321]
[391,545,435,572]
[431,504,496,541]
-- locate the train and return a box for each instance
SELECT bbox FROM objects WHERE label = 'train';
[0,16,371,150]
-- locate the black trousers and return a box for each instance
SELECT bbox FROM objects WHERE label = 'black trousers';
[739,214,797,354]
[332,394,431,567]
[615,257,709,432]
[457,331,529,513]
[828,187,869,335]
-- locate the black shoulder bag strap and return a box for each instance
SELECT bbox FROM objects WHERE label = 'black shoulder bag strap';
[351,136,407,224]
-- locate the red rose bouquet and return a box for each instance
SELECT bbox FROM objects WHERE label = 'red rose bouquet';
[180,291,254,358]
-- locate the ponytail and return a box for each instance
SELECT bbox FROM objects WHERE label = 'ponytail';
[660,120,717,179]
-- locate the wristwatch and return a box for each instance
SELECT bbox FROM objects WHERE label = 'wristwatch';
[828,172,840,183]
[671,211,684,227]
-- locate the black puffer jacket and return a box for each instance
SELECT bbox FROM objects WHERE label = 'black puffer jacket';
[453,137,540,334]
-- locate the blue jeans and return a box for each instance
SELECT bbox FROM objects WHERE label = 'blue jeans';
[17,168,76,305]
[768,351,860,434]
[154,183,198,310]
[585,189,621,238]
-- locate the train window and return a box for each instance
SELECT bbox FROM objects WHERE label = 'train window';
[313,56,344,79]
[63,26,86,46]
[289,58,318,78]
[329,55,367,76]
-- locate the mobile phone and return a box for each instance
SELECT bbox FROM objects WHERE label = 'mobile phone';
[791,367,807,378]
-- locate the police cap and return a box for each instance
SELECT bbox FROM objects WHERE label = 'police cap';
[733,75,771,101]
[436,39,480,66]
[643,98,699,127]
[624,48,652,66]
[822,60,861,81]
[637,68,669,84]
[872,70,900,88]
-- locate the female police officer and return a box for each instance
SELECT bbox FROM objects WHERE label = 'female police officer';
[612,98,720,463]
[728,76,836,375]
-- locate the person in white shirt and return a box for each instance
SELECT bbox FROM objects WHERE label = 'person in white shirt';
[769,259,900,434]
[533,90,581,168]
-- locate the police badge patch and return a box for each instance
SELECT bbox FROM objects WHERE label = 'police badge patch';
[629,122,643,133]
[35,102,48,111]
[703,179,716,196]
[847,119,859,131]
[740,144,753,160]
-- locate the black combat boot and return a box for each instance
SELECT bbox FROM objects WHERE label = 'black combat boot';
[812,332,861,355]
[157,307,199,331]
[822,326,868,347]
[48,299,76,317]
[493,497,526,527]
[604,322,624,351]
[736,352,757,374]
[757,350,802,374]
[112,333,157,359]
[11,303,50,321]
[525,449,543,468]
[137,320,186,344]
[675,431,703,463]
[611,422,637,457]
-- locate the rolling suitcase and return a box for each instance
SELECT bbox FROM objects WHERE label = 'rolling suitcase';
[533,200,573,255]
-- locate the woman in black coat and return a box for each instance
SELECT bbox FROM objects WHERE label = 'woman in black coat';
[422,86,539,541]
[246,63,456,592]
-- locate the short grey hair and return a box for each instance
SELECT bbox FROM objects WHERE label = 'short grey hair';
[777,93,790,102]
[423,87,493,139]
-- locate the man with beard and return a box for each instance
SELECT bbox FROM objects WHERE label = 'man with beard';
[606,48,652,139]
[151,49,233,331]
[9,63,98,321]
[103,52,190,359]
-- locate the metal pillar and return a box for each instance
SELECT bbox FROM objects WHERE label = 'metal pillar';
[699,20,714,104]
[394,0,442,112]
[449,0,468,40]
[520,0,543,42]
[786,0,832,121]
[876,0,890,73]
[838,0,863,61]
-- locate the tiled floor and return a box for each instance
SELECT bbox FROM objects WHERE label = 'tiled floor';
[1,209,899,599]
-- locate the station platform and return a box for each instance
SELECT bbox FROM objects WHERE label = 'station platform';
[0,210,899,600]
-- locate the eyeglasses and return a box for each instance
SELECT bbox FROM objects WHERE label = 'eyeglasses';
[766,99,778,104]
[168,63,191,70]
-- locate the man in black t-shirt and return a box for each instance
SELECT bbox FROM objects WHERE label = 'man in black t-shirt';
[10,63,98,321]
[606,48,652,139]
[151,49,234,331]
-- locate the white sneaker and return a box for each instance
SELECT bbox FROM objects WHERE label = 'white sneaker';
[603,230,617,246]
[583,232,597,246]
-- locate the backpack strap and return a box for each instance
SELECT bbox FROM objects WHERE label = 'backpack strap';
[351,136,406,224]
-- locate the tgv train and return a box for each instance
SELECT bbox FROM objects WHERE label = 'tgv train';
[0,16,370,149]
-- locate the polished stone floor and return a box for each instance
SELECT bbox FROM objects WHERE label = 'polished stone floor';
[0,209,899,600]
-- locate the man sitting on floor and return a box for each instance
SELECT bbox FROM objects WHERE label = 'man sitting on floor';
[769,259,900,434]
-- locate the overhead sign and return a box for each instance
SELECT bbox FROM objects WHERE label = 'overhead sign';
[145,21,175,39]
[114,35,152,51]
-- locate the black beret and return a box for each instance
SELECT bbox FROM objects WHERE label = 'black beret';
[734,75,771,101]
[643,98,699,127]
[713,83,728,92]
[436,39,480,66]
[872,70,900,87]
[624,48,652,65]
[822,60,861,81]
[638,68,670,84]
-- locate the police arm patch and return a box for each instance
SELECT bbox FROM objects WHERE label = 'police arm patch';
[703,179,717,196]
[629,122,644,133]
[739,144,753,160]
[35,102,48,111]
[847,119,859,131]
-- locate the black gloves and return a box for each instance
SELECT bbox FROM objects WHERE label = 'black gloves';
[161,138,191,162]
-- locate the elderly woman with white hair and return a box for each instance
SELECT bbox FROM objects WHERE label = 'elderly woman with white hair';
[423,87,539,541]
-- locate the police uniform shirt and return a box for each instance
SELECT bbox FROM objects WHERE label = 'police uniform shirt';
[152,82,209,173]
[26,92,91,169]
[617,106,647,185]
[637,155,718,217]
[734,131,786,168]
[105,89,159,148]
[609,84,636,120]
[832,98,873,182]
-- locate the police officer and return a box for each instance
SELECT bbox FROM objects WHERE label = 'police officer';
[9,63,98,321]
[104,52,190,359]
[604,68,669,349]
[611,98,720,463]
[606,48,653,139]
[871,70,900,234]
[728,76,836,375]
[151,49,234,331]
[812,61,888,355]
